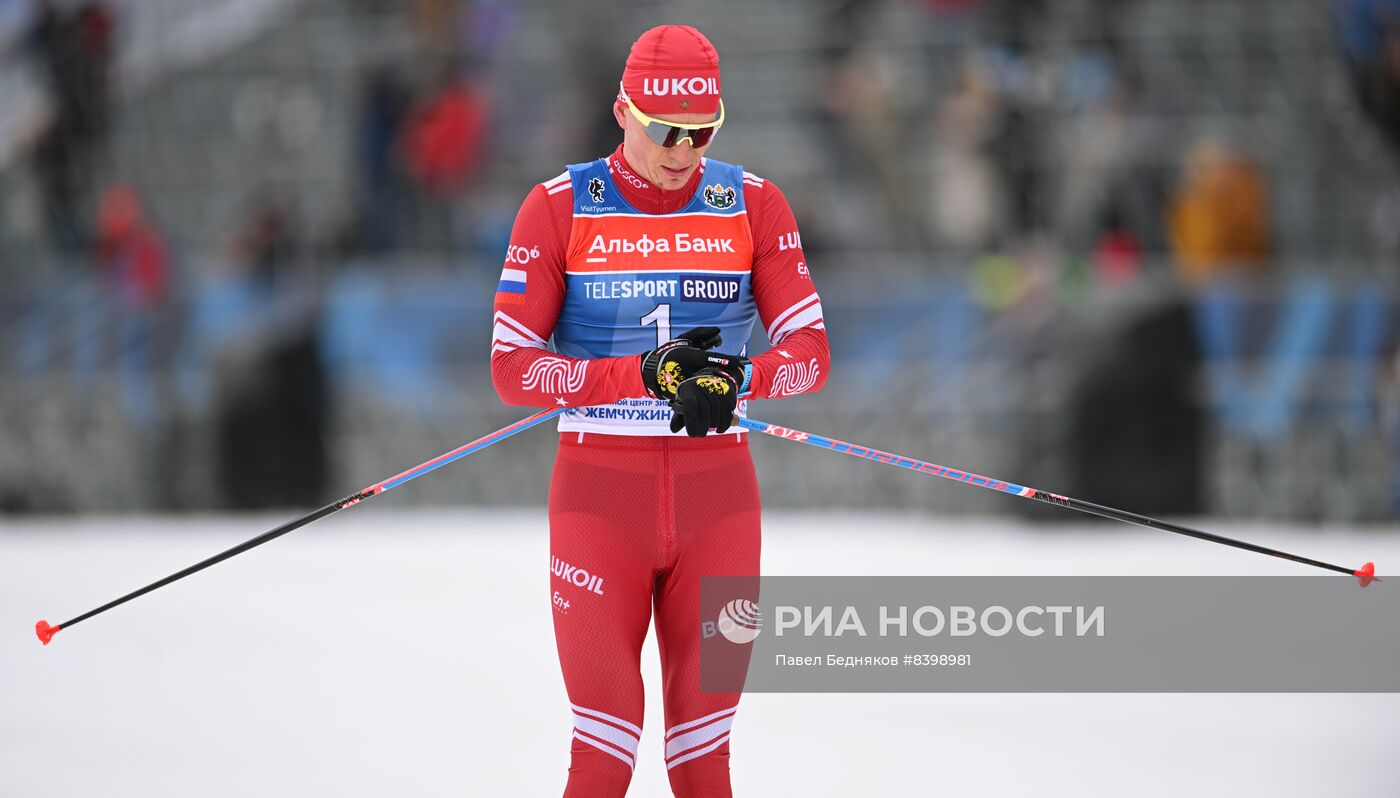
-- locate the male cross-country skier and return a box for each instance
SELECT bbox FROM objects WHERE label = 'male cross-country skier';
[490,24,830,797]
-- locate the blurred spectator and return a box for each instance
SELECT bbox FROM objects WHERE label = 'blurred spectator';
[96,183,166,308]
[401,65,491,250]
[1167,140,1273,283]
[215,200,325,511]
[213,318,329,510]
[352,66,411,253]
[95,182,168,425]
[926,51,1006,252]
[822,42,918,246]
[73,2,112,131]
[980,0,1050,237]
[929,52,1008,249]
[1066,294,1205,515]
[814,0,925,247]
[1053,48,1136,250]
[403,70,488,196]
[29,0,115,250]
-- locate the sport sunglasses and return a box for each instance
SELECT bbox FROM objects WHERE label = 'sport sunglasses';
[620,85,725,149]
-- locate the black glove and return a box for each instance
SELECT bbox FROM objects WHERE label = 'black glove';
[668,362,749,437]
[641,326,726,401]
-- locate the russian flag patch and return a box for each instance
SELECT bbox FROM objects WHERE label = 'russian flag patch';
[496,268,527,304]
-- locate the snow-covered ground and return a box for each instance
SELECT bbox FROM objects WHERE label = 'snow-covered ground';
[3,510,1397,796]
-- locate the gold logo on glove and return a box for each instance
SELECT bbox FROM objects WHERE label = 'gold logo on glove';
[659,361,684,395]
[696,374,732,395]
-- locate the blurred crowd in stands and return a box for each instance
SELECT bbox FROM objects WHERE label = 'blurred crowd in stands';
[0,0,1397,514]
[2,0,1397,281]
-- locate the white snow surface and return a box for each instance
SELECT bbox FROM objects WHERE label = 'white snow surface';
[3,510,1397,797]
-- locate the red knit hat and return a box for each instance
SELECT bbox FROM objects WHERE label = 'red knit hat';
[619,25,722,116]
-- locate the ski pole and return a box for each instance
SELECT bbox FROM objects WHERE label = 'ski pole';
[737,416,1377,587]
[35,407,567,645]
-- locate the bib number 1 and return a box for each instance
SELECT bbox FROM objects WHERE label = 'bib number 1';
[640,303,671,347]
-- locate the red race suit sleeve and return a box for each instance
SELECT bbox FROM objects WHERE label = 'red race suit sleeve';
[490,181,647,408]
[742,175,831,400]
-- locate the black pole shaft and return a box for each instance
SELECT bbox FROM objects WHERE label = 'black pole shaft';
[1050,495,1355,576]
[55,489,374,631]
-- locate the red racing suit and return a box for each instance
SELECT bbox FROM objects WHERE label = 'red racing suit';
[491,145,828,797]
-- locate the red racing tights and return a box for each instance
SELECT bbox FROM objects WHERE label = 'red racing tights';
[548,431,760,797]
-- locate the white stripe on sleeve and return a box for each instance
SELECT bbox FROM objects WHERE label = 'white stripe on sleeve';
[765,293,821,342]
[492,311,547,352]
[770,301,824,344]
